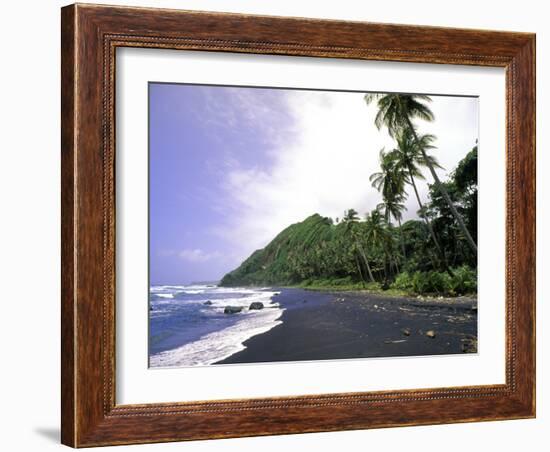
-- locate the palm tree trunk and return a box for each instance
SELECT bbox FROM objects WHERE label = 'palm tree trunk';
[427,249,439,269]
[357,244,376,283]
[408,166,442,253]
[354,253,367,285]
[385,255,392,287]
[406,117,478,255]
[393,258,400,276]
[397,217,406,258]
[407,168,454,277]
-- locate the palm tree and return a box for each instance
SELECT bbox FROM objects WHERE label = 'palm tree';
[364,209,392,284]
[343,210,375,282]
[370,149,407,257]
[388,129,448,266]
[364,93,477,254]
[376,198,406,228]
[377,198,406,258]
[370,149,405,202]
[342,208,360,223]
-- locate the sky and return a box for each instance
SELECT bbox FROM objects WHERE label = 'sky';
[149,83,478,285]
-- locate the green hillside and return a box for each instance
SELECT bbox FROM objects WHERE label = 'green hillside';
[220,208,476,296]
[220,146,478,296]
[220,213,340,286]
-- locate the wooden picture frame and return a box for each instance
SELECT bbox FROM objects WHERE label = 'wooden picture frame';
[61,3,535,447]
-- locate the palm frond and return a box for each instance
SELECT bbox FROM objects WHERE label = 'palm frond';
[409,99,434,122]
[424,154,444,170]
[364,93,382,105]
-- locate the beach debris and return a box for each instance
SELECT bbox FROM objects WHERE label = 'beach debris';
[224,306,243,314]
[401,328,411,336]
[384,339,407,344]
[425,330,436,338]
[373,304,378,309]
[203,300,213,306]
[249,302,264,310]
[461,337,478,353]
[446,315,471,324]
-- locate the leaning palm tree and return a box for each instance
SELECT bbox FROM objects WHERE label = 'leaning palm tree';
[389,129,447,264]
[343,208,373,277]
[364,93,477,254]
[342,209,375,282]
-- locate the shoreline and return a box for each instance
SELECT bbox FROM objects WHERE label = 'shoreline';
[220,282,477,302]
[295,286,477,305]
[215,287,477,365]
[149,286,284,367]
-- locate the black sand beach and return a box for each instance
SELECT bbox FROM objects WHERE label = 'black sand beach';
[216,288,477,365]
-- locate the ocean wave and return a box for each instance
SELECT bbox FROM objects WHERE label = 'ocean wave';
[149,291,282,367]
[201,291,277,311]
[150,284,212,293]
[153,293,174,299]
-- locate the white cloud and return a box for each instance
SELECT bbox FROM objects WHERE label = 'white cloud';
[178,249,221,263]
[215,90,478,262]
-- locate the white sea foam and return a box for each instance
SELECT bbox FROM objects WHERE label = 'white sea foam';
[150,284,209,293]
[150,290,282,367]
[202,291,277,311]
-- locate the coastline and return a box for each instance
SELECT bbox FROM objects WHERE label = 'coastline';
[288,282,477,300]
[149,286,284,367]
[215,287,477,365]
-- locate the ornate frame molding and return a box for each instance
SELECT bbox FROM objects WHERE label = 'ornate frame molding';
[61,4,535,447]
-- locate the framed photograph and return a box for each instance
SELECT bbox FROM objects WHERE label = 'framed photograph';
[61,4,536,447]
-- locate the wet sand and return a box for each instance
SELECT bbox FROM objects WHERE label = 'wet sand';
[216,287,477,365]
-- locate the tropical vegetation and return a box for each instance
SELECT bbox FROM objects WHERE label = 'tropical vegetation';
[220,94,478,296]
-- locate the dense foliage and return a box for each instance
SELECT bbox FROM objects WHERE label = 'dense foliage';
[220,147,477,295]
[220,94,478,296]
